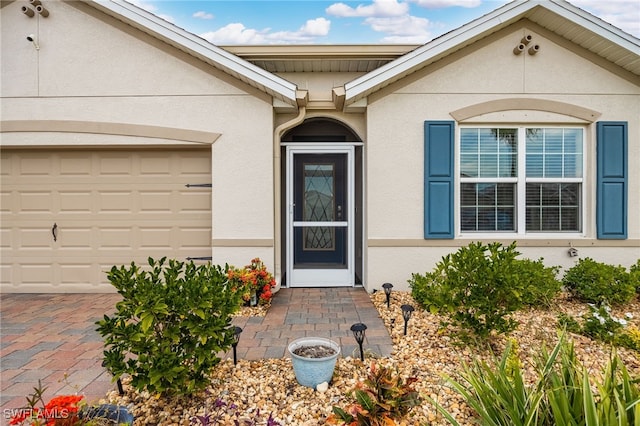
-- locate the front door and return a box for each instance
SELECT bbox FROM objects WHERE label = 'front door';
[286,145,354,287]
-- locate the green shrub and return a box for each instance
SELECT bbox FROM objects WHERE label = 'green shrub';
[428,335,640,426]
[96,257,243,396]
[562,258,636,306]
[409,241,559,341]
[327,362,421,425]
[514,258,562,308]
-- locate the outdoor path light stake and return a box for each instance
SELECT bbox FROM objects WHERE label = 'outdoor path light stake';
[232,326,243,365]
[401,304,414,336]
[350,323,367,362]
[382,283,393,308]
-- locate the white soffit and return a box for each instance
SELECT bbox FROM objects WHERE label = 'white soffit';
[87,0,298,108]
[344,0,640,107]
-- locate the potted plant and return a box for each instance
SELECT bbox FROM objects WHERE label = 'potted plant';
[227,258,276,306]
[287,337,341,389]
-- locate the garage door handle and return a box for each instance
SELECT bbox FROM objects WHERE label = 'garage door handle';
[52,223,58,242]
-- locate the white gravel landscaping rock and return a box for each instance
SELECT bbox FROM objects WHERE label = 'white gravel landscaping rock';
[104,291,639,425]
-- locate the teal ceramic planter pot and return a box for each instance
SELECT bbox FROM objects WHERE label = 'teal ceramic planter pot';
[288,337,341,389]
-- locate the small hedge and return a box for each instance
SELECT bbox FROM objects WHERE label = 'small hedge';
[409,241,561,341]
[562,257,637,306]
[96,257,243,396]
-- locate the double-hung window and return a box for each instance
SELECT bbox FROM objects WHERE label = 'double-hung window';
[459,127,584,234]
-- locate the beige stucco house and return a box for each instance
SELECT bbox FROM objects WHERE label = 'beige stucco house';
[1,0,638,293]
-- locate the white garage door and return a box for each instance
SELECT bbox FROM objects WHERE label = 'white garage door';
[0,148,212,292]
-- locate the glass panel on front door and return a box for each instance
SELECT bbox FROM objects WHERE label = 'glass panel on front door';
[293,154,347,269]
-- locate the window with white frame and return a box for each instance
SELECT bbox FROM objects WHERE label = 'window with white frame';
[459,127,583,233]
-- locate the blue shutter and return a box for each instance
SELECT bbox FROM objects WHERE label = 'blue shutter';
[597,121,627,239]
[424,121,455,239]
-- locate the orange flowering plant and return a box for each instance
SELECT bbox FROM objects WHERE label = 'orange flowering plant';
[227,258,276,305]
[8,381,84,426]
[8,380,133,426]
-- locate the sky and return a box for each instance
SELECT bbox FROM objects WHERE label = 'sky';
[128,0,640,45]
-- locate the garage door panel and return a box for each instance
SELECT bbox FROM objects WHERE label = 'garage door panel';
[60,191,93,212]
[60,155,92,176]
[58,227,93,248]
[19,263,54,284]
[18,156,53,175]
[60,264,93,285]
[0,191,11,213]
[178,191,211,212]
[98,191,135,212]
[140,156,171,175]
[0,228,11,248]
[17,228,55,249]
[139,191,172,212]
[178,227,211,248]
[0,264,11,285]
[1,148,212,292]
[1,155,11,176]
[99,227,135,248]
[19,192,54,212]
[139,227,173,248]
[99,155,133,175]
[178,154,210,174]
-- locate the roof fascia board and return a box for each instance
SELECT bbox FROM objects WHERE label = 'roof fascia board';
[344,0,639,105]
[89,0,298,105]
[545,0,640,52]
[344,0,536,103]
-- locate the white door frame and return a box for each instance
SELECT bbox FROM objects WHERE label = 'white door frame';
[285,144,355,287]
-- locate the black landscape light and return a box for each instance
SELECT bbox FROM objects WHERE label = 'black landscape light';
[382,283,393,308]
[401,304,414,336]
[350,323,367,362]
[232,326,243,365]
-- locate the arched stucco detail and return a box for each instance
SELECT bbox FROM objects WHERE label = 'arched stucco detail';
[450,98,601,122]
[281,113,364,143]
[1,120,220,145]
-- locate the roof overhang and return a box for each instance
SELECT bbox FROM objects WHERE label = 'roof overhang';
[221,44,420,73]
[343,0,640,110]
[86,0,300,110]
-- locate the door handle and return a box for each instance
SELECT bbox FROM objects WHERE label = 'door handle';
[337,205,342,219]
[52,223,57,242]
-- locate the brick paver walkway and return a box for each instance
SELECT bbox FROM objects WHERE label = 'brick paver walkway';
[0,288,392,417]
[233,288,393,360]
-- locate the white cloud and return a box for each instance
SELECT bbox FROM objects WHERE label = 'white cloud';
[298,17,332,37]
[409,0,482,8]
[366,15,433,43]
[327,0,434,43]
[199,23,269,44]
[326,0,409,18]
[199,18,331,44]
[193,11,214,20]
[571,0,640,37]
[264,17,331,43]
